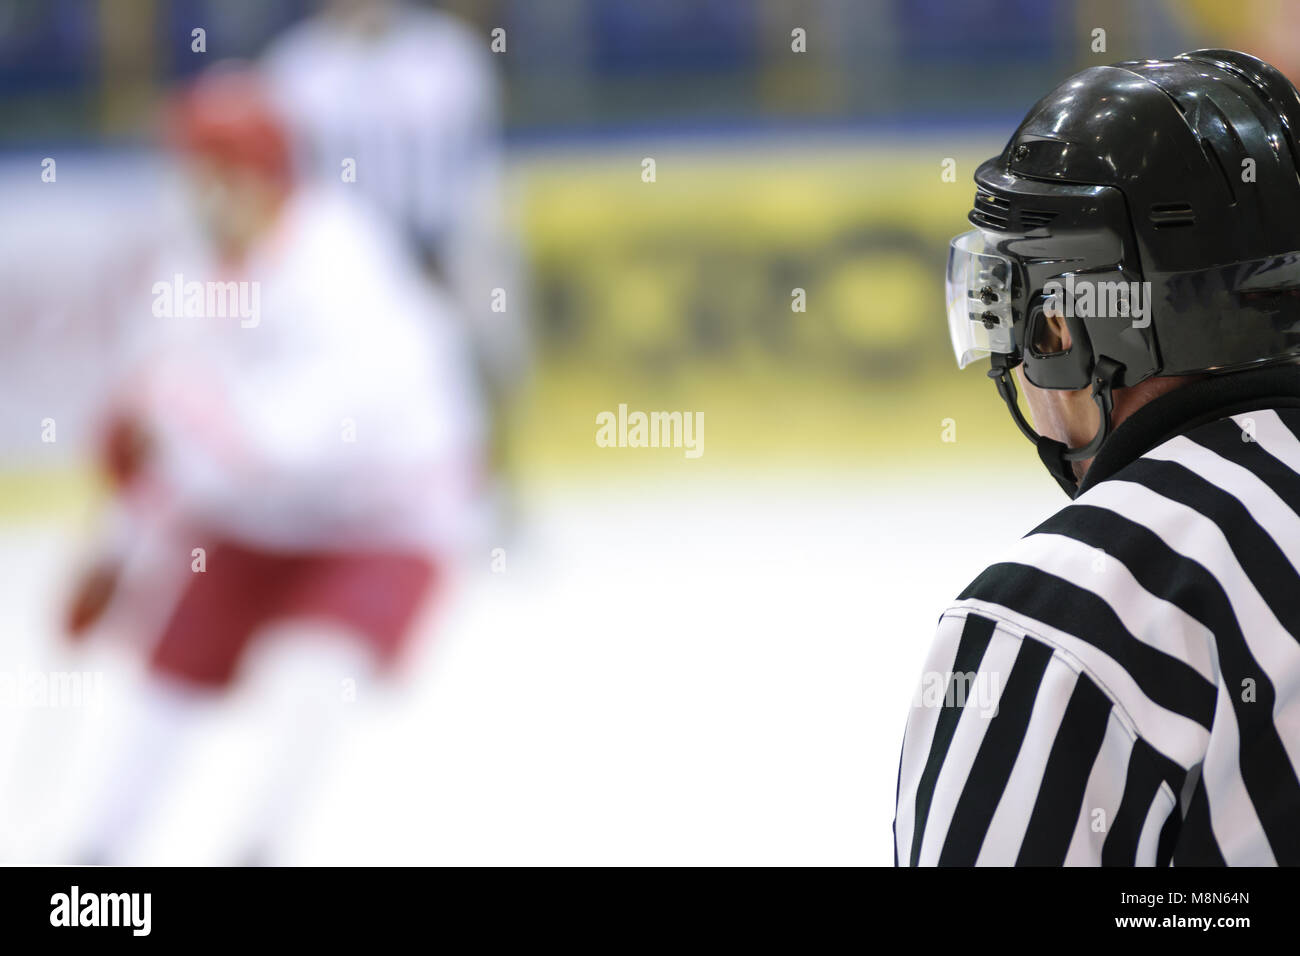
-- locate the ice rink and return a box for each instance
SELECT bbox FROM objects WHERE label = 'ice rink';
[0,468,1062,866]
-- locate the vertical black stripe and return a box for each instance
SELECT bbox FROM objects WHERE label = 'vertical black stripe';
[1016,672,1112,865]
[1173,774,1228,866]
[1156,807,1181,867]
[938,637,1054,866]
[908,613,997,866]
[1101,738,1168,866]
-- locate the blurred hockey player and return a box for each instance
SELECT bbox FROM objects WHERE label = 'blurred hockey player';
[63,65,484,863]
[262,0,526,523]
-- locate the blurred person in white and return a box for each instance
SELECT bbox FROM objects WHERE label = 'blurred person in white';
[61,65,485,864]
[262,0,526,524]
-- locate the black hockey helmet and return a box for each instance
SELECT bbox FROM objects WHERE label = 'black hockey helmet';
[947,49,1300,494]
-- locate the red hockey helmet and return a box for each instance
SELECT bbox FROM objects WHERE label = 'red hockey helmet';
[162,64,293,187]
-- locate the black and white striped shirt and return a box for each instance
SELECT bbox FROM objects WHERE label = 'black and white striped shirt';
[261,7,501,268]
[894,368,1300,865]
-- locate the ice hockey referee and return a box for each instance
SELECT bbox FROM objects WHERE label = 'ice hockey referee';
[896,50,1300,866]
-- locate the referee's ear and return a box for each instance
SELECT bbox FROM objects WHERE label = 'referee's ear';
[1030,310,1073,356]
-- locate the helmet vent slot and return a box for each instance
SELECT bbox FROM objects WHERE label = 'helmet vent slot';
[1019,209,1058,230]
[1150,202,1196,227]
[970,191,1054,232]
[976,191,1010,210]
[971,190,1011,230]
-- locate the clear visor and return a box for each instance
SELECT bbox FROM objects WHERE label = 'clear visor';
[946,229,1017,369]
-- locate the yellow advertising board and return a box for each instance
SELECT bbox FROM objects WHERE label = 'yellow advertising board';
[511,139,1031,473]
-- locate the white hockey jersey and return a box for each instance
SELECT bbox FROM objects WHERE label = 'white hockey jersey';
[113,187,485,554]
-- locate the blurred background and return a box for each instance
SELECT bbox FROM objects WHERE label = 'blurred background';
[0,0,1294,865]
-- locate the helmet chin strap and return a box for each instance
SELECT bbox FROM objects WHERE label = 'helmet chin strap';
[987,356,1124,498]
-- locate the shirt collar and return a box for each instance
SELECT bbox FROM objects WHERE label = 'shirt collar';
[1077,364,1300,495]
